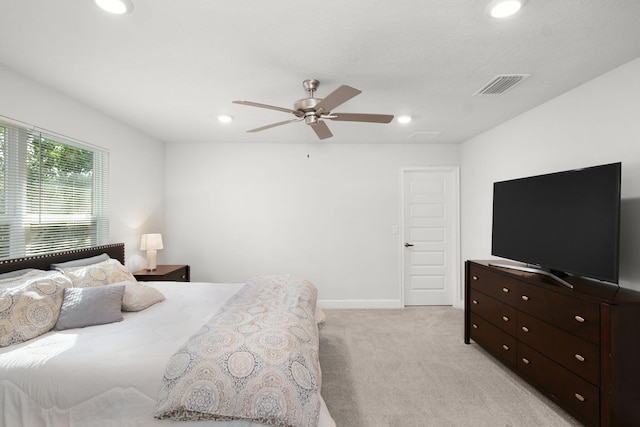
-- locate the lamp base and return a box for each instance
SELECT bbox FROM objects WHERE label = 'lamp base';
[145,250,158,271]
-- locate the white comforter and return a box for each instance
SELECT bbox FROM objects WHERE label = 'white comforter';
[0,282,335,427]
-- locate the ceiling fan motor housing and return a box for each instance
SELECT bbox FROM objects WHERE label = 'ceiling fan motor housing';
[298,79,325,123]
[294,97,323,114]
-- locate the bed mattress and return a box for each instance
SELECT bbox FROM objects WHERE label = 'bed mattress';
[0,282,335,427]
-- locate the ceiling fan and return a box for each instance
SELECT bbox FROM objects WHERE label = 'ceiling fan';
[233,79,394,140]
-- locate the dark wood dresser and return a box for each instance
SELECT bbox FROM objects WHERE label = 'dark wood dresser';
[464,260,640,427]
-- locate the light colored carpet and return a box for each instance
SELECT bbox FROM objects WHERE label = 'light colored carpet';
[319,307,583,427]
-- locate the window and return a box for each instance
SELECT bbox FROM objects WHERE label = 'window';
[0,116,109,259]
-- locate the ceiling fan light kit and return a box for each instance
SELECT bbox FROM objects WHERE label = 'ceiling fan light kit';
[233,79,394,140]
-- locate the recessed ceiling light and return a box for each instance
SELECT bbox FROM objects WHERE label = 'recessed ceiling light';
[486,0,527,18]
[95,0,134,15]
[218,115,233,123]
[397,115,412,124]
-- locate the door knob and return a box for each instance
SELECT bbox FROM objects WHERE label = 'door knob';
[404,243,414,247]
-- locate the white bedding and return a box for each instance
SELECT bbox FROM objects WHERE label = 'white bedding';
[0,282,336,427]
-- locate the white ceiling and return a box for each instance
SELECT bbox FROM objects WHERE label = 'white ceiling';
[1,0,640,145]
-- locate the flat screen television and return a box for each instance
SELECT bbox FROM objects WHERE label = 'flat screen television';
[491,162,621,285]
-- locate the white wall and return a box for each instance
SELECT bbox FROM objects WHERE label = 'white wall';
[460,56,640,293]
[164,142,459,307]
[0,64,166,270]
[8,52,638,301]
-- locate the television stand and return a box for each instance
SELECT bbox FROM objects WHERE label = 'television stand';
[488,262,573,289]
[465,260,640,427]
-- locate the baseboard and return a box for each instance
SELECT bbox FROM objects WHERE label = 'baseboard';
[317,299,402,309]
[317,299,464,309]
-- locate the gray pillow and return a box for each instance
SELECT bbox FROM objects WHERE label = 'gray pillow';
[0,268,45,280]
[51,253,110,270]
[55,284,125,330]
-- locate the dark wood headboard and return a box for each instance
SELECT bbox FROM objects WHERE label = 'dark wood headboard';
[0,243,125,274]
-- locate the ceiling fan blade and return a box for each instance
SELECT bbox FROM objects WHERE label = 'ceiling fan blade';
[247,117,303,133]
[310,120,333,140]
[314,85,362,112]
[327,113,394,123]
[233,100,301,116]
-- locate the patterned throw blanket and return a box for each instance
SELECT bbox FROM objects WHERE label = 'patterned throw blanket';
[155,275,321,427]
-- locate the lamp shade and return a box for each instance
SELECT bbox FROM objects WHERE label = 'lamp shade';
[140,233,163,251]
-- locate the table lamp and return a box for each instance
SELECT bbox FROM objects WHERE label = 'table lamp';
[140,233,163,271]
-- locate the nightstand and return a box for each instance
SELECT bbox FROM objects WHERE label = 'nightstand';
[133,265,190,282]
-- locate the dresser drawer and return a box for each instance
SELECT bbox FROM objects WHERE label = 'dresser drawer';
[470,288,517,335]
[518,343,599,427]
[517,285,600,343]
[517,312,600,385]
[469,312,517,369]
[468,263,519,306]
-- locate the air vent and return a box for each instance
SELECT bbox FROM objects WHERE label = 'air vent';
[473,74,531,95]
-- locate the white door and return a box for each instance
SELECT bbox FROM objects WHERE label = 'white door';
[402,167,459,306]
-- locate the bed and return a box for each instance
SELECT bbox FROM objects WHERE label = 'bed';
[0,243,336,427]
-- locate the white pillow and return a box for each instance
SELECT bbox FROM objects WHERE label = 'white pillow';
[120,281,165,312]
[58,258,136,288]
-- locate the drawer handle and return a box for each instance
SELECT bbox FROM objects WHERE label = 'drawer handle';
[181,275,186,279]
[502,287,510,293]
[574,315,585,323]
[575,393,586,402]
[521,358,530,365]
[502,316,510,322]
[472,324,478,329]
[502,344,510,351]
[575,354,585,362]
[521,295,529,301]
[472,300,478,305]
[472,276,478,281]
[521,326,529,333]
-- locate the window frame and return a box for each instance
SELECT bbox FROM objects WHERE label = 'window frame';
[0,116,109,259]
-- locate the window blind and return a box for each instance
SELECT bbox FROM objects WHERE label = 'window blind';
[0,116,109,259]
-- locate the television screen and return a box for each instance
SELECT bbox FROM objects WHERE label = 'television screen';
[491,162,621,284]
